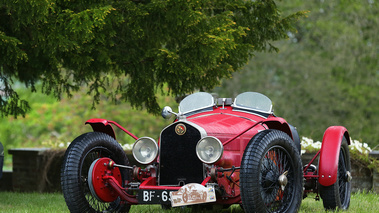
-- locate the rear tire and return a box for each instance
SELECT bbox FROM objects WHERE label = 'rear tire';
[61,132,131,213]
[240,130,303,213]
[319,137,351,210]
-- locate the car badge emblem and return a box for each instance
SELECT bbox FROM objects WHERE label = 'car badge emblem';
[175,124,186,135]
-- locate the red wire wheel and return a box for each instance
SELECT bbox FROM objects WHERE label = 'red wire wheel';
[88,157,122,202]
[61,132,131,212]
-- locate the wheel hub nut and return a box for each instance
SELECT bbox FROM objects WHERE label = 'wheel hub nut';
[278,171,288,191]
[345,171,352,182]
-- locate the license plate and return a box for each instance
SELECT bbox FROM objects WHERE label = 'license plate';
[138,190,173,204]
[170,183,216,207]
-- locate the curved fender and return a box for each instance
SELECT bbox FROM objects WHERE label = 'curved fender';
[262,117,293,141]
[262,118,303,153]
[85,119,139,140]
[85,119,117,139]
[262,118,302,153]
[318,126,350,186]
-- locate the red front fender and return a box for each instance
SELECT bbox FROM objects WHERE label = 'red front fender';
[86,119,117,139]
[318,126,350,186]
[85,119,139,140]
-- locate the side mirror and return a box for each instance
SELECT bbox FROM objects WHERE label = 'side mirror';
[161,106,174,119]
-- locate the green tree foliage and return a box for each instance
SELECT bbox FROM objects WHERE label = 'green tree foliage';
[0,84,177,169]
[215,0,379,147]
[0,0,305,117]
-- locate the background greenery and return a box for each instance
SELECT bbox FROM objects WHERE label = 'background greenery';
[0,85,176,169]
[0,0,304,117]
[1,0,378,170]
[214,0,379,147]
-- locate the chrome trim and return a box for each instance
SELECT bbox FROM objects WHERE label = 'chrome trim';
[158,120,207,186]
[132,137,159,165]
[196,136,224,164]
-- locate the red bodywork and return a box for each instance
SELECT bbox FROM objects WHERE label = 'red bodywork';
[85,101,349,205]
[86,118,139,140]
[318,126,350,186]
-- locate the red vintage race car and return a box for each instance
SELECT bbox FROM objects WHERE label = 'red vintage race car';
[61,92,352,212]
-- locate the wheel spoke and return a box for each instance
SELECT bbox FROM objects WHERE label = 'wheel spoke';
[319,138,351,210]
[61,133,130,212]
[260,146,295,212]
[339,150,347,175]
[338,149,349,205]
[82,148,118,212]
[241,130,302,213]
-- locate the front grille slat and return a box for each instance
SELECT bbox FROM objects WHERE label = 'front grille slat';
[159,122,204,185]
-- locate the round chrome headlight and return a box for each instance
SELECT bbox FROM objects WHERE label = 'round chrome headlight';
[132,137,158,164]
[196,136,223,164]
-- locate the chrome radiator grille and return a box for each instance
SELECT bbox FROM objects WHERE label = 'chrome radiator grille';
[158,122,204,186]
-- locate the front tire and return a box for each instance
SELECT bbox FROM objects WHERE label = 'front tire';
[319,137,351,210]
[240,130,303,213]
[61,132,131,213]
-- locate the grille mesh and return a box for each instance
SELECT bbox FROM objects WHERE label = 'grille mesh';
[159,122,204,185]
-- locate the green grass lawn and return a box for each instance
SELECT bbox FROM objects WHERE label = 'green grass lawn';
[0,192,377,212]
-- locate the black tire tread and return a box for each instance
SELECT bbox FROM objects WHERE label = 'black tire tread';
[319,138,351,210]
[240,130,303,213]
[61,132,130,213]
